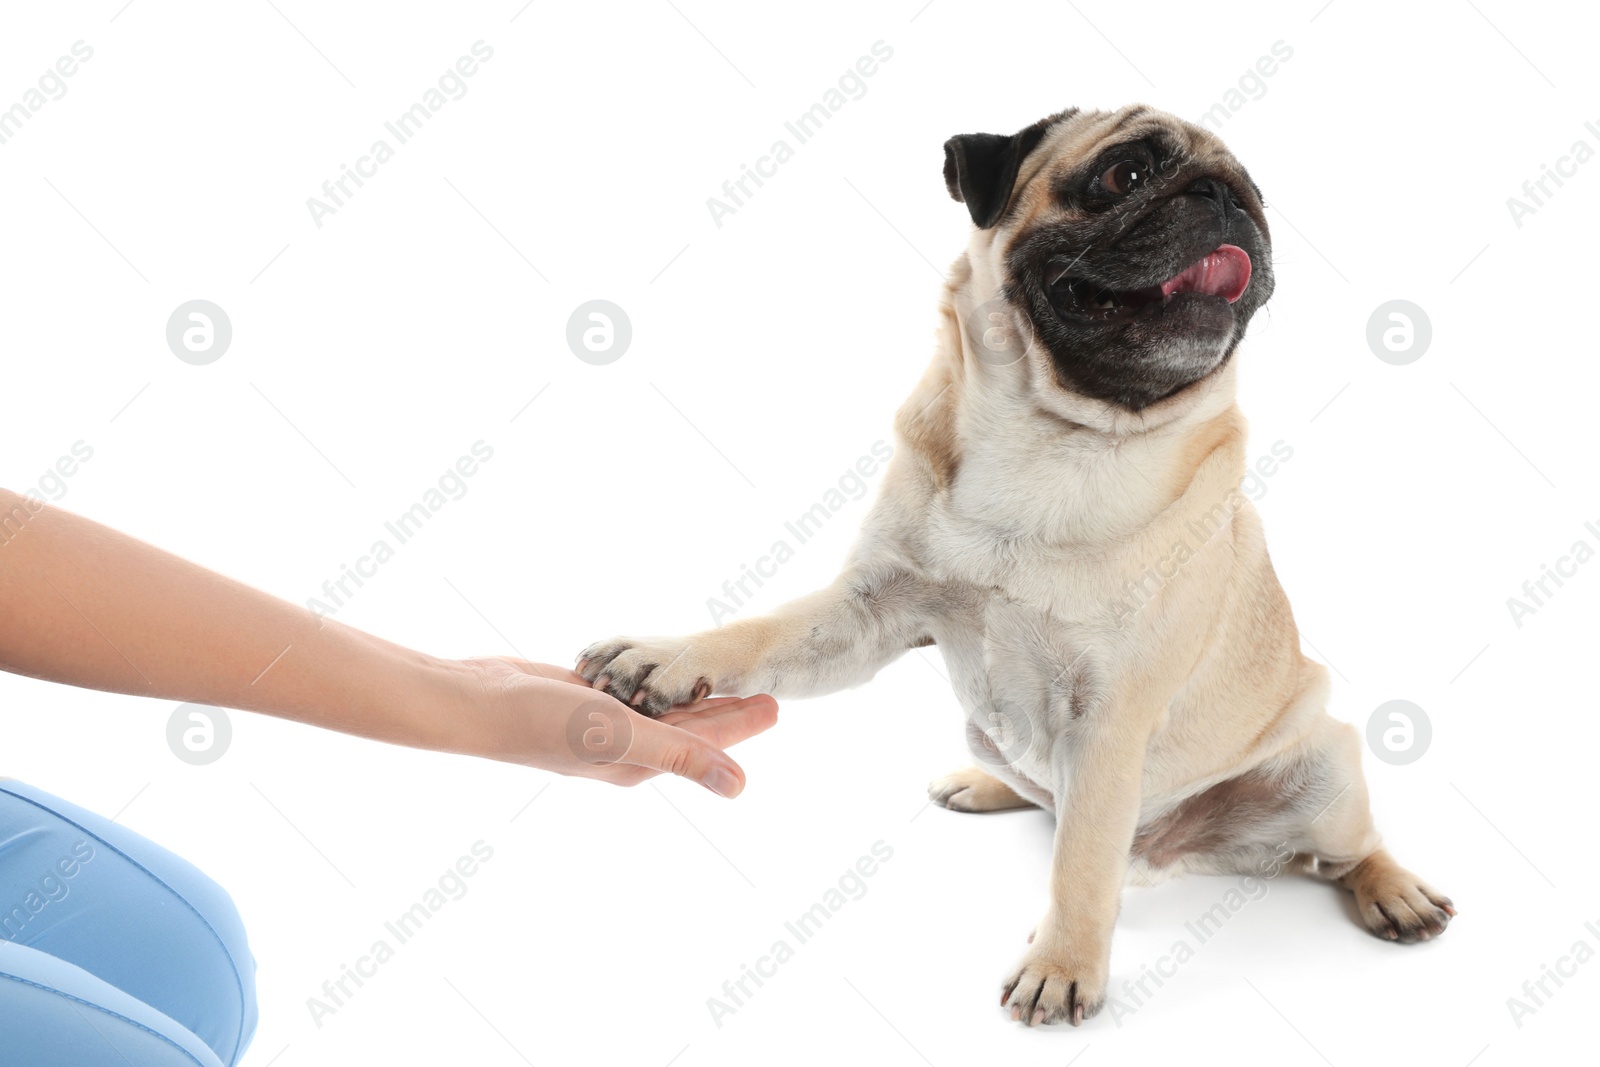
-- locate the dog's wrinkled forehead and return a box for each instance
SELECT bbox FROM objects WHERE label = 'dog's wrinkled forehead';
[994,106,1265,234]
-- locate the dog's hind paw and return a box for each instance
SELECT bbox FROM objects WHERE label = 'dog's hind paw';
[1342,851,1455,943]
[928,767,1034,813]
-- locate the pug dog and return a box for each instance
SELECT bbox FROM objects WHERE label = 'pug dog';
[578,104,1453,1027]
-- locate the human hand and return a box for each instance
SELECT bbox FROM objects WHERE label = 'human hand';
[457,658,777,797]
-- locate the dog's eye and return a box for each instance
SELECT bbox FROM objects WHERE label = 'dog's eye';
[1100,159,1147,196]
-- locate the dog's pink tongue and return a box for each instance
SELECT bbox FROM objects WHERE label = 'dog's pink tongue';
[1160,244,1251,303]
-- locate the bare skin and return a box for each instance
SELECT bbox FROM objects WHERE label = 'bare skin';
[0,489,777,795]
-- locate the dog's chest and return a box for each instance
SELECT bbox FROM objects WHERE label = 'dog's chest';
[909,456,1172,794]
[922,544,1114,798]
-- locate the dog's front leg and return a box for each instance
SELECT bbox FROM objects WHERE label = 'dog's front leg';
[1003,707,1151,1026]
[577,565,931,714]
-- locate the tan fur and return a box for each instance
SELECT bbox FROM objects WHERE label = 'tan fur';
[580,104,1452,1027]
[894,298,966,493]
[928,766,1033,813]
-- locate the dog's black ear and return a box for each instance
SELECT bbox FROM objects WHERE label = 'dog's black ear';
[942,123,1049,229]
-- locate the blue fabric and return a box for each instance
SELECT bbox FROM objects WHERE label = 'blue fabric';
[0,781,257,1066]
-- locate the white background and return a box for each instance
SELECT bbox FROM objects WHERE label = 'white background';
[3,1,1597,1065]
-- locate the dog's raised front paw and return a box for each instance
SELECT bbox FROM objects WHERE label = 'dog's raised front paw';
[576,636,713,716]
[1001,941,1108,1027]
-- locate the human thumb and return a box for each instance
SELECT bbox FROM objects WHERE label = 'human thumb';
[628,717,747,798]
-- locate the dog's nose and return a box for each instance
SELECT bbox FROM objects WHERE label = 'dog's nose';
[1186,177,1239,226]
[1186,177,1237,207]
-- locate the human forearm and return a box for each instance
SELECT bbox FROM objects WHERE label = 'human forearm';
[0,489,475,753]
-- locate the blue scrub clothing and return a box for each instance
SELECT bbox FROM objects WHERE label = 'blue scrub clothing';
[0,781,257,1066]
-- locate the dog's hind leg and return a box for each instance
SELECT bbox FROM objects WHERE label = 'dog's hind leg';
[1130,718,1454,942]
[1296,719,1455,942]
